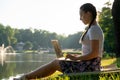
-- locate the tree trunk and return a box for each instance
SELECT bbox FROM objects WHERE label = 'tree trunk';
[112,0,120,57]
[112,0,120,68]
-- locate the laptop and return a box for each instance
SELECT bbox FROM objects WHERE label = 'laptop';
[51,40,80,61]
[51,40,63,58]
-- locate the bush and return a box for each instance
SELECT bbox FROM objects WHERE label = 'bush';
[103,52,116,58]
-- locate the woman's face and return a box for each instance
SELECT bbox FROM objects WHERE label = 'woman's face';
[80,9,92,25]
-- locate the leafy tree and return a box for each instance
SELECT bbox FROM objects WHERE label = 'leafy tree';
[0,23,82,50]
[0,24,7,46]
[5,26,17,46]
[63,32,82,49]
[99,4,115,53]
[23,41,33,50]
[14,29,22,42]
[0,24,16,47]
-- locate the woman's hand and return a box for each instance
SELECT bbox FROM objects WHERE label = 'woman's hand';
[65,54,78,61]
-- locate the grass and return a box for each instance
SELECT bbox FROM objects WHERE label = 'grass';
[39,58,118,80]
[101,58,116,66]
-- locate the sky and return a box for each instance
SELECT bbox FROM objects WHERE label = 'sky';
[0,0,113,36]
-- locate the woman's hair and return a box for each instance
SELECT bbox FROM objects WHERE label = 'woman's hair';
[80,3,97,41]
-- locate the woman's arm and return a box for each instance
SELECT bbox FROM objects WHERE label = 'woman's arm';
[66,40,99,61]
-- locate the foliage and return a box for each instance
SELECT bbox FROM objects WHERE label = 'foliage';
[0,24,16,46]
[62,32,82,49]
[99,6,115,53]
[102,52,116,59]
[23,41,33,50]
[0,23,83,50]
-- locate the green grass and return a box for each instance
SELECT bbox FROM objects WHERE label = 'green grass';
[101,58,116,66]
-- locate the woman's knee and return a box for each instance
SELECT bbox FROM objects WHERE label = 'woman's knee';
[51,59,60,66]
[51,59,62,71]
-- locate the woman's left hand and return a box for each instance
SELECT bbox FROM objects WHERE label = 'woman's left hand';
[65,54,78,61]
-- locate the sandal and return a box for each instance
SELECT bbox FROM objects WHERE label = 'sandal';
[13,74,28,80]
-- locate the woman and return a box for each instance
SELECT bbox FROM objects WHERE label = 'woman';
[14,3,104,80]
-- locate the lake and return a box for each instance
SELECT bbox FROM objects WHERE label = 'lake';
[0,53,56,80]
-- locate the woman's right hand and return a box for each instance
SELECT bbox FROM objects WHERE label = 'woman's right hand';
[65,54,78,61]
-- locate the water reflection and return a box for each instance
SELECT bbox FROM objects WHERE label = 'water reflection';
[0,53,56,80]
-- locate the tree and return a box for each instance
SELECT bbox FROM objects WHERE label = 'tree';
[63,32,82,49]
[112,0,120,57]
[0,24,17,47]
[5,26,17,46]
[112,0,120,67]
[23,41,33,50]
[99,5,115,53]
[0,24,6,45]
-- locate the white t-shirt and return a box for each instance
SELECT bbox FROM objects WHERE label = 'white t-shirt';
[80,24,104,57]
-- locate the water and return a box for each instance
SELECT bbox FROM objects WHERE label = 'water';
[0,53,56,80]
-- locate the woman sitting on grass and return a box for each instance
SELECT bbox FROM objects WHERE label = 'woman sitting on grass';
[14,3,104,80]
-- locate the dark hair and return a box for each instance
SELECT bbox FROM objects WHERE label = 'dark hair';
[80,3,97,41]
